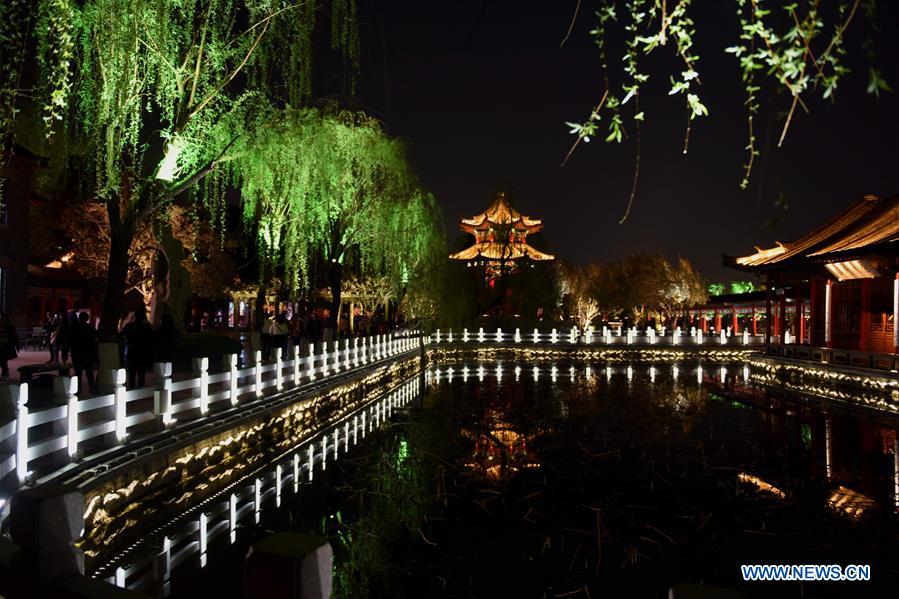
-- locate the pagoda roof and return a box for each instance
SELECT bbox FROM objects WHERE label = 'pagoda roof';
[459,192,544,233]
[728,194,899,270]
[449,241,555,261]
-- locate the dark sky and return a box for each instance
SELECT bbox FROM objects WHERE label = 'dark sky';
[351,1,899,282]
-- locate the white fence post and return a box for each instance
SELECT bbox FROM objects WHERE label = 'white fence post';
[719,329,726,345]
[114,368,127,442]
[308,344,316,380]
[153,362,173,425]
[353,338,359,367]
[435,328,441,343]
[532,329,539,344]
[447,329,454,343]
[274,347,283,391]
[14,383,29,485]
[344,338,351,370]
[742,329,750,345]
[55,376,78,458]
[254,350,263,396]
[293,345,302,386]
[227,354,239,406]
[569,327,577,344]
[194,357,210,414]
[463,328,470,342]
[478,328,485,343]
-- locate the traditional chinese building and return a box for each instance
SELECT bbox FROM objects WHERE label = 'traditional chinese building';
[449,191,554,280]
[726,193,899,366]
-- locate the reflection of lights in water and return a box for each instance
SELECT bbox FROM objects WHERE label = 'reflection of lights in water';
[515,365,521,381]
[606,366,612,382]
[627,365,633,382]
[447,367,454,382]
[696,367,703,384]
[533,366,540,381]
[586,366,592,379]
[743,365,750,382]
[478,365,485,381]
[463,328,470,342]
[569,366,575,379]
[478,327,485,342]
[649,366,656,383]
[275,465,282,507]
[293,454,300,493]
[463,366,470,382]
[496,363,503,382]
[254,478,262,523]
[673,365,679,380]
[893,435,899,514]
[828,485,876,520]
[551,365,558,383]
[720,366,727,384]
[448,330,453,343]
[738,473,786,499]
[308,445,315,481]
[825,418,833,481]
[435,368,441,383]
[496,328,502,342]
[229,494,237,543]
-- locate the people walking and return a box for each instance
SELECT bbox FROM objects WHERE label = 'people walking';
[45,313,61,364]
[122,309,154,389]
[70,312,98,394]
[0,313,21,381]
[58,311,73,364]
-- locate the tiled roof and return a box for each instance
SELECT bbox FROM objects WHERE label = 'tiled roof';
[733,194,899,268]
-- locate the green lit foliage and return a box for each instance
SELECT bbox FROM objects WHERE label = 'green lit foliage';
[707,282,726,296]
[231,106,443,306]
[730,280,755,294]
[567,0,890,201]
[0,0,359,337]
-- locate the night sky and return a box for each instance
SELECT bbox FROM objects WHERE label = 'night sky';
[350,1,899,282]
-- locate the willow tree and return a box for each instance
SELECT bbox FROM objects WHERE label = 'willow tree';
[0,0,359,339]
[232,106,443,327]
[563,0,890,220]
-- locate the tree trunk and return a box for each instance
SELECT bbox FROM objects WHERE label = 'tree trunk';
[152,222,191,329]
[99,221,135,342]
[328,263,343,330]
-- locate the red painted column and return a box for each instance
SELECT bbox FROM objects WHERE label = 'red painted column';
[779,294,787,344]
[714,307,721,332]
[860,279,872,351]
[797,285,805,344]
[732,306,739,334]
[752,306,757,336]
[825,279,833,348]
[809,279,818,346]
[765,291,772,346]
[894,273,899,354]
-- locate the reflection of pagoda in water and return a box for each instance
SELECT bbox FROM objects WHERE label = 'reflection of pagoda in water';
[449,192,554,281]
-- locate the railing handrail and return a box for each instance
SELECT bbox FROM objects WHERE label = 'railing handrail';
[427,325,764,347]
[0,331,423,501]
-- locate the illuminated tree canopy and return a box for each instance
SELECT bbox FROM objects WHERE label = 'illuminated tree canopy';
[0,0,359,337]
[230,106,444,323]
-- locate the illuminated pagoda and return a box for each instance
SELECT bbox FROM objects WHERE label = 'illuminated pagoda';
[449,191,554,279]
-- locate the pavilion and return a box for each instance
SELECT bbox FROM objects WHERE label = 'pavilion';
[449,191,554,280]
[725,193,899,368]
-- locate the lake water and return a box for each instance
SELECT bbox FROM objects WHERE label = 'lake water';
[159,358,899,598]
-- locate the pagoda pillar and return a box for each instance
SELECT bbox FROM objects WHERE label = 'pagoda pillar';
[809,280,819,346]
[714,307,721,332]
[751,306,757,336]
[825,280,833,348]
[797,285,805,344]
[765,289,772,346]
[778,293,787,344]
[893,274,899,354]
[860,279,872,352]
[732,306,739,334]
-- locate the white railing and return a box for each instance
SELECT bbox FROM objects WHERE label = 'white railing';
[104,375,421,594]
[0,332,422,497]
[429,326,761,348]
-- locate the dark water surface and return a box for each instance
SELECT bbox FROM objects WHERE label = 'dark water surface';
[169,360,899,598]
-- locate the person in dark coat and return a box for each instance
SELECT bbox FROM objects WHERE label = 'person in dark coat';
[121,309,154,388]
[0,313,20,381]
[58,311,73,363]
[70,312,98,394]
[155,313,179,364]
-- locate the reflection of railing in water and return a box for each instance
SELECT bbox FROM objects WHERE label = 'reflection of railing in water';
[98,375,421,595]
[0,332,422,505]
